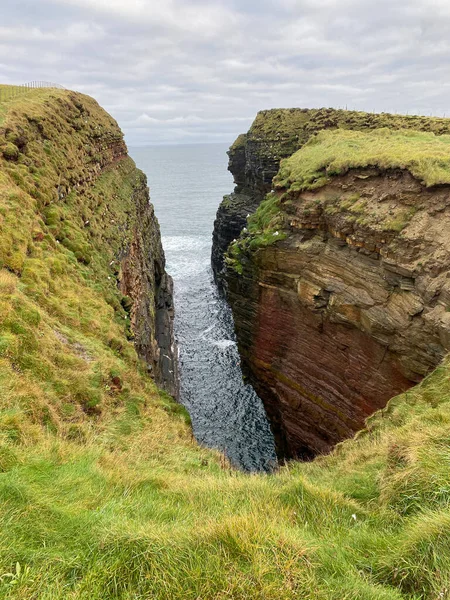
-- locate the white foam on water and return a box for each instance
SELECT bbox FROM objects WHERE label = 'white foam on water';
[163,235,210,280]
[199,324,216,338]
[211,339,236,350]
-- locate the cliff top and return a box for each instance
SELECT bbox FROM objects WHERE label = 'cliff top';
[275,128,450,191]
[249,107,450,141]
[226,107,450,194]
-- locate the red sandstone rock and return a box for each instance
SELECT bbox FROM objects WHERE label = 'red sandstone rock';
[226,168,450,458]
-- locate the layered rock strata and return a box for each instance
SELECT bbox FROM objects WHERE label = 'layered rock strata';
[116,171,178,397]
[226,167,450,458]
[212,109,450,285]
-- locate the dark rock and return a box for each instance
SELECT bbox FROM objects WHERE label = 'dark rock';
[117,176,179,399]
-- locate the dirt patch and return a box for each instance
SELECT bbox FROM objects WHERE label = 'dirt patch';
[54,330,93,362]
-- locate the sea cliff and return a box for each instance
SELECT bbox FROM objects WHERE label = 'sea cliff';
[0,88,178,402]
[212,108,450,287]
[225,127,450,458]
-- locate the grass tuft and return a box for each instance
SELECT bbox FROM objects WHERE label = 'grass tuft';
[275,128,450,192]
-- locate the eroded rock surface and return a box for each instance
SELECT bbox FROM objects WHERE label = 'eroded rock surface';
[212,108,450,286]
[226,168,450,458]
[117,173,178,397]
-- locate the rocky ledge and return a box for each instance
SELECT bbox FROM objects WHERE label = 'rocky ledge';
[225,128,450,458]
[212,108,450,287]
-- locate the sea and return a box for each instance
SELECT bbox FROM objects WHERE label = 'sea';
[130,143,277,472]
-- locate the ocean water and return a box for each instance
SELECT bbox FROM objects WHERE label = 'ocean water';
[129,143,277,471]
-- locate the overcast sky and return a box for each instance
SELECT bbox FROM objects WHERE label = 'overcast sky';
[1,0,450,145]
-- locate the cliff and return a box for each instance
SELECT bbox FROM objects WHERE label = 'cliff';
[0,88,177,402]
[226,128,450,459]
[212,108,450,286]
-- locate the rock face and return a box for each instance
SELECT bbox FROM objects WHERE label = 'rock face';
[212,108,450,285]
[225,167,450,458]
[116,173,178,397]
[211,192,259,290]
[0,90,178,397]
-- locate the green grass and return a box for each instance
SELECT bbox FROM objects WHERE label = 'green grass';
[3,363,450,598]
[275,128,450,192]
[225,193,288,272]
[246,107,450,165]
[228,128,439,264]
[226,117,450,262]
[2,91,450,598]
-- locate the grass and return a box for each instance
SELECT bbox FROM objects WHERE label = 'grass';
[1,91,450,598]
[228,128,440,264]
[3,362,450,598]
[246,107,450,165]
[225,193,287,272]
[225,111,450,261]
[274,128,450,192]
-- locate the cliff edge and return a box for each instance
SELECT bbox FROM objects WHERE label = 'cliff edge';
[226,128,450,458]
[212,108,450,287]
[0,88,178,405]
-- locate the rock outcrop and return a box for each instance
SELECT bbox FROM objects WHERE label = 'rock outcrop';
[225,128,450,459]
[0,89,178,397]
[115,173,178,397]
[212,109,450,286]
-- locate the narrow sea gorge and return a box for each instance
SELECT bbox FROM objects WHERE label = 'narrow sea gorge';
[130,143,276,471]
[2,84,450,599]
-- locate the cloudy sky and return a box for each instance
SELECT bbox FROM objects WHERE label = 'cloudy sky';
[1,0,450,145]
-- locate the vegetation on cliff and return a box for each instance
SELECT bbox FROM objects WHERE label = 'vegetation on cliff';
[213,107,450,283]
[1,91,450,599]
[248,108,450,164]
[227,126,450,272]
[225,193,287,273]
[275,128,450,192]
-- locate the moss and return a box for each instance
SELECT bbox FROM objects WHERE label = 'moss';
[2,143,19,161]
[384,207,417,232]
[228,133,247,154]
[120,295,133,313]
[226,192,288,270]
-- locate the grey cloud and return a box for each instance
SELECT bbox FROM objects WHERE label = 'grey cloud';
[2,0,450,144]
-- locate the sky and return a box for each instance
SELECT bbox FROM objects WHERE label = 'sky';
[1,0,450,146]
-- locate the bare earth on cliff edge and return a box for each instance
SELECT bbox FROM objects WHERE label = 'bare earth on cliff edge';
[2,89,450,599]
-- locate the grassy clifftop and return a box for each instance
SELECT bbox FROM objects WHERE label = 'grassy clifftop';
[248,107,450,160]
[227,127,450,254]
[275,128,450,191]
[1,92,450,599]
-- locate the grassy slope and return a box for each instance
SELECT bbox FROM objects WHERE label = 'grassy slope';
[275,128,450,191]
[247,107,450,161]
[0,93,450,599]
